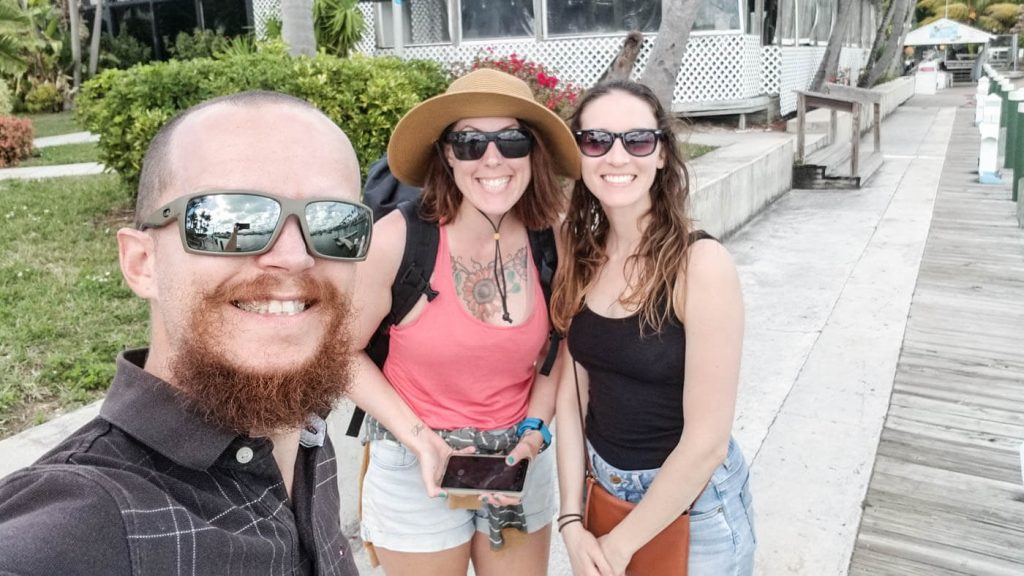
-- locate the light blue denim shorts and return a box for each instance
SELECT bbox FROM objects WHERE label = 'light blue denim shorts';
[360,439,556,553]
[588,436,756,575]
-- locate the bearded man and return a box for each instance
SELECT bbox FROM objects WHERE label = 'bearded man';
[0,92,369,575]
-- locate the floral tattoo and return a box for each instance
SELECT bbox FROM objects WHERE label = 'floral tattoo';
[451,247,528,321]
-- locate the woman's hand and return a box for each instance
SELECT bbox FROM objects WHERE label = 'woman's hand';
[479,430,544,507]
[597,533,632,576]
[562,522,616,576]
[410,429,457,498]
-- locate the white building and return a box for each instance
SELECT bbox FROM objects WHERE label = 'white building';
[256,0,878,119]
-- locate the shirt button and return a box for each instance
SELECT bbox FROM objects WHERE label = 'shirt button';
[236,446,254,464]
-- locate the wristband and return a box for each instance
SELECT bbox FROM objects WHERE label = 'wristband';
[516,417,551,451]
[557,518,583,533]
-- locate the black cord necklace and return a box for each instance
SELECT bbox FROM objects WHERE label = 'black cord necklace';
[477,208,513,324]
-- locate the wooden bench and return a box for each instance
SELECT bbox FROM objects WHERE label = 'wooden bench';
[795,84,882,180]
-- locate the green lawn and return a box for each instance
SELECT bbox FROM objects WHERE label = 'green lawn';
[21,142,100,167]
[0,174,147,438]
[22,111,82,139]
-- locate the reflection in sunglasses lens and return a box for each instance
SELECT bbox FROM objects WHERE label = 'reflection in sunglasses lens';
[184,195,280,254]
[306,201,372,259]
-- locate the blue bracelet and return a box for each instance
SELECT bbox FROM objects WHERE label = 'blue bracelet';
[516,417,551,451]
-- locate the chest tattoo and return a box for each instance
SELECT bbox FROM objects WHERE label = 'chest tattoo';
[451,246,528,321]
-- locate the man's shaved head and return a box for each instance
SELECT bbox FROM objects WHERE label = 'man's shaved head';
[134,91,343,228]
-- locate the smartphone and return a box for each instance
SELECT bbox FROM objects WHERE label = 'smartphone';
[440,453,530,497]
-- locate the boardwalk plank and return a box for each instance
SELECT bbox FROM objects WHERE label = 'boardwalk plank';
[848,105,1024,575]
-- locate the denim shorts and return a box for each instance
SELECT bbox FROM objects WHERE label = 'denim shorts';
[360,439,556,553]
[588,436,756,575]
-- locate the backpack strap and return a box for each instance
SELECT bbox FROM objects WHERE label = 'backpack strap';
[347,200,440,437]
[528,227,561,377]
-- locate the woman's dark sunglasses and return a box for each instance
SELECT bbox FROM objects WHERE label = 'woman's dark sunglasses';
[443,128,533,161]
[575,129,663,158]
[140,191,373,261]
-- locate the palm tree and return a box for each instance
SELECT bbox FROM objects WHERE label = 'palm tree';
[0,0,31,75]
[281,0,316,56]
[916,0,1022,33]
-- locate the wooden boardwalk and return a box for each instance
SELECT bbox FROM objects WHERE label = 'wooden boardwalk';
[848,107,1024,574]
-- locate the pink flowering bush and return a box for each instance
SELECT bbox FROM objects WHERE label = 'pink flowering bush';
[461,50,583,120]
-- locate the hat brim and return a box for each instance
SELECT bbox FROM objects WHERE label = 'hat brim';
[387,91,581,187]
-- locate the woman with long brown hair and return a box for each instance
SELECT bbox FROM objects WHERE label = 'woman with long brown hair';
[551,79,756,575]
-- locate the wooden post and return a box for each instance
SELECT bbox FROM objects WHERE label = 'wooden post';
[851,102,861,177]
[797,92,806,163]
[873,102,881,152]
[829,109,837,144]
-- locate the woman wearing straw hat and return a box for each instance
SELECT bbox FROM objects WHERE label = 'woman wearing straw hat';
[348,68,580,575]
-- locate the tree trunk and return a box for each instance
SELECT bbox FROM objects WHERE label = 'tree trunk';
[88,0,102,76]
[639,0,701,112]
[281,0,317,57]
[810,0,858,91]
[600,31,644,83]
[68,0,81,91]
[859,0,911,87]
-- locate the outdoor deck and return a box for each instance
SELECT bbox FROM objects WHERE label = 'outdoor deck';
[848,105,1024,574]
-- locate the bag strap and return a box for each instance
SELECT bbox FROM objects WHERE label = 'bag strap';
[529,227,561,376]
[347,200,440,437]
[572,361,595,479]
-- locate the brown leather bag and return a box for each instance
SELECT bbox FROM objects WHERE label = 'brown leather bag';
[574,362,691,576]
[584,476,690,576]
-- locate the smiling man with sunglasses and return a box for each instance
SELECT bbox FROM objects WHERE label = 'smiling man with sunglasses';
[0,92,364,575]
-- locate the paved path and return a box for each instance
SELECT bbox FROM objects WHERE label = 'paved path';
[34,131,98,148]
[2,89,1021,574]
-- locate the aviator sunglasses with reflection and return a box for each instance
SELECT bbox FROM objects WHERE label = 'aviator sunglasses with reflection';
[575,129,663,158]
[443,128,533,161]
[140,191,373,261]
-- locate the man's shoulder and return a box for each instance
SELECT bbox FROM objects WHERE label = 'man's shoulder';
[0,464,131,574]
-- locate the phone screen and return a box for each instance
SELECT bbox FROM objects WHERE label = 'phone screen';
[440,454,530,493]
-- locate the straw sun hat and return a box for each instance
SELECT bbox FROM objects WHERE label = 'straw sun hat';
[387,68,581,187]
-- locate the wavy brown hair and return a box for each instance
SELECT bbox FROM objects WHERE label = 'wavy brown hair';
[418,121,564,230]
[550,80,694,335]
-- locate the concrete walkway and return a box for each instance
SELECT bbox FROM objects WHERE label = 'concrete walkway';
[1,89,1015,575]
[0,131,104,181]
[34,131,99,148]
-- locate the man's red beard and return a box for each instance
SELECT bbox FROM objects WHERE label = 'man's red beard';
[169,273,355,435]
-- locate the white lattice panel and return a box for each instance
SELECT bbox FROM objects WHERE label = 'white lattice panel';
[355,2,376,55]
[779,46,825,115]
[762,45,781,95]
[253,0,279,39]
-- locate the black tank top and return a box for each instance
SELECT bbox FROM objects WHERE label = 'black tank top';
[566,231,713,471]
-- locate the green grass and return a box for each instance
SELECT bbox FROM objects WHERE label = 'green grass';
[0,174,147,438]
[20,142,100,167]
[681,142,717,160]
[22,112,82,139]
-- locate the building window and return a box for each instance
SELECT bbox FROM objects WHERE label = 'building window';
[545,0,660,37]
[377,0,451,47]
[462,0,533,40]
[693,0,742,32]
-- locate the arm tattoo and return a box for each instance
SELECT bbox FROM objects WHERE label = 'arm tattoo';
[451,246,528,321]
[411,423,425,437]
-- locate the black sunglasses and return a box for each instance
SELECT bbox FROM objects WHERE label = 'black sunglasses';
[574,129,663,158]
[140,191,373,261]
[443,128,533,161]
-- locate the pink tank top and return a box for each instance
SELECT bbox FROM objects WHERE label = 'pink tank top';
[382,226,548,430]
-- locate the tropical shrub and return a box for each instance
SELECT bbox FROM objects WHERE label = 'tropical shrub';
[99,28,152,70]
[23,81,60,112]
[461,50,582,119]
[314,0,364,57]
[0,79,14,115]
[166,27,231,61]
[76,53,450,195]
[0,115,34,166]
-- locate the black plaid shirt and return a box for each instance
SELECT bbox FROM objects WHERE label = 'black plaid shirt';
[0,349,359,576]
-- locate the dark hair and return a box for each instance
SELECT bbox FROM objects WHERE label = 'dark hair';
[134,91,326,228]
[551,80,694,334]
[418,121,565,230]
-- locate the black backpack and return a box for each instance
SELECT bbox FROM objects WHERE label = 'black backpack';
[345,156,561,437]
